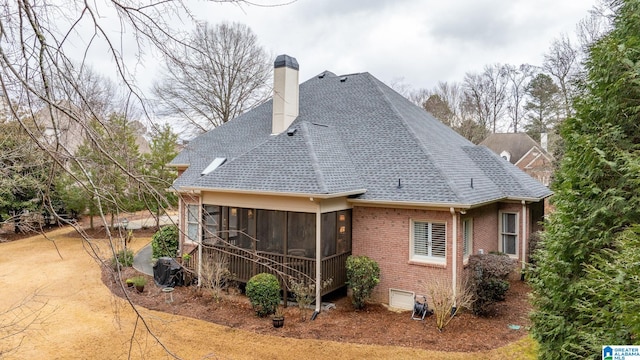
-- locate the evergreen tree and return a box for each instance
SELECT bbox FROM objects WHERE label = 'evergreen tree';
[142,124,178,227]
[530,1,640,358]
[0,119,53,224]
[73,114,144,227]
[523,73,560,142]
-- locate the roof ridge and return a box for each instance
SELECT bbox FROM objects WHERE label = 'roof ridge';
[299,122,329,193]
[367,75,464,203]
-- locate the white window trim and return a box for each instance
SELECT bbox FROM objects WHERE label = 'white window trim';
[499,211,518,258]
[410,219,447,265]
[462,218,473,261]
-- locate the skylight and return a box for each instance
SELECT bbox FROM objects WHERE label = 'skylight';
[201,157,226,176]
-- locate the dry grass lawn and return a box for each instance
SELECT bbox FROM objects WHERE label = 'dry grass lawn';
[0,227,537,359]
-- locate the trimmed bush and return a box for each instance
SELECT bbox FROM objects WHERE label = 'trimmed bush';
[111,249,134,269]
[151,225,179,259]
[246,273,280,317]
[345,255,380,310]
[466,253,516,316]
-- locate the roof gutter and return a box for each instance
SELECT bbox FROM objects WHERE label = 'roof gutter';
[348,198,472,210]
[179,186,367,200]
[347,193,551,210]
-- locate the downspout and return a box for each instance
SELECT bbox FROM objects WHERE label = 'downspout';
[197,197,203,287]
[178,196,184,256]
[450,208,457,303]
[314,205,322,316]
[521,200,527,273]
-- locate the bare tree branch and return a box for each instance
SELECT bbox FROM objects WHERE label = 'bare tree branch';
[152,21,271,135]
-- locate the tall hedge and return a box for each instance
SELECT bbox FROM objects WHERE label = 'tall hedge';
[530,1,640,358]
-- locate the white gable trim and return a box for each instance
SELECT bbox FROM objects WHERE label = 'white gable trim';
[514,146,553,168]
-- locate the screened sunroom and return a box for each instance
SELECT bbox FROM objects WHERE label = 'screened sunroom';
[184,204,352,296]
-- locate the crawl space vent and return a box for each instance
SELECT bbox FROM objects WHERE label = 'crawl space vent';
[389,288,415,310]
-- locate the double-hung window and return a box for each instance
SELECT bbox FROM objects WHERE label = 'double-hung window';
[462,218,473,259]
[500,212,518,256]
[186,205,199,242]
[411,220,446,264]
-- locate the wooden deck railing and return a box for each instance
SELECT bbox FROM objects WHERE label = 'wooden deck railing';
[185,245,350,296]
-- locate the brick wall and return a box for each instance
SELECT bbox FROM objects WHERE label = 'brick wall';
[464,203,498,257]
[352,206,455,303]
[352,202,534,304]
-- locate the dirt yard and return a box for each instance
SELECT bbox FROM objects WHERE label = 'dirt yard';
[0,225,537,359]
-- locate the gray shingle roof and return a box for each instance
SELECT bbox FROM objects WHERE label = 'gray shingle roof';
[170,71,551,206]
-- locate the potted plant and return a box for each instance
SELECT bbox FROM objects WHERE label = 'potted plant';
[132,276,147,293]
[272,307,285,328]
[125,278,134,287]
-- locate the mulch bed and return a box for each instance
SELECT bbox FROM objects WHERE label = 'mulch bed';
[3,223,532,353]
[103,266,532,353]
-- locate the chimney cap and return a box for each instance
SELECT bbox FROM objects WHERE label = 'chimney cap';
[274,54,299,70]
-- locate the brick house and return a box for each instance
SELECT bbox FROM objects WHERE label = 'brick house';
[169,55,551,311]
[480,133,554,187]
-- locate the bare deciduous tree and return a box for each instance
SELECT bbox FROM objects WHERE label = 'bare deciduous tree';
[576,0,615,52]
[420,82,464,128]
[504,64,535,133]
[152,21,271,135]
[462,65,508,134]
[0,290,52,357]
[462,72,491,131]
[0,1,271,358]
[543,34,579,118]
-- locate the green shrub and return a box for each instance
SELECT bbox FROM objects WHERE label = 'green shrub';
[345,255,380,310]
[246,273,281,317]
[151,225,179,259]
[466,253,516,316]
[111,249,134,269]
[131,275,147,287]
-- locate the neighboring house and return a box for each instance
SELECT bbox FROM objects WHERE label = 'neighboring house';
[480,133,554,187]
[169,55,552,311]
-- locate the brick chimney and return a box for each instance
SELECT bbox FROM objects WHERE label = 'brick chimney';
[272,55,299,135]
[540,131,548,152]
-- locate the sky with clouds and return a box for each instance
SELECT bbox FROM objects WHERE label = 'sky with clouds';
[154,0,597,92]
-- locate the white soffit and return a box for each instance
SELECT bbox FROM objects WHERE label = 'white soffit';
[201,157,226,176]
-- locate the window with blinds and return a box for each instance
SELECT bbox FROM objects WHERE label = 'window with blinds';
[412,220,446,263]
[463,218,473,258]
